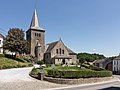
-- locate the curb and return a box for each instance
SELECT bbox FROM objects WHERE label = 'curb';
[45,77,119,90]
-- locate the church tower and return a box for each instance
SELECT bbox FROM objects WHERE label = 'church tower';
[26,8,45,60]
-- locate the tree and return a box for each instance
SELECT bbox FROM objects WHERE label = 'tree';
[77,53,105,62]
[3,28,30,54]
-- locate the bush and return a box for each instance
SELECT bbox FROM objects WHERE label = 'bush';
[30,68,47,77]
[37,60,44,65]
[46,69,112,78]
[0,54,4,57]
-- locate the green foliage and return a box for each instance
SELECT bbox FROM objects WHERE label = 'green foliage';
[3,28,30,54]
[46,69,112,78]
[0,57,32,69]
[37,60,44,65]
[0,54,4,57]
[77,53,105,62]
[30,68,47,77]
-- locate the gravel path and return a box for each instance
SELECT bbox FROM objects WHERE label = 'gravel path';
[0,67,67,90]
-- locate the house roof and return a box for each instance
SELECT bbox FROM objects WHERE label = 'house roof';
[93,58,112,64]
[114,55,120,60]
[0,33,4,38]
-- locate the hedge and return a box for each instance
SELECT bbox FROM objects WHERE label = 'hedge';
[46,69,112,78]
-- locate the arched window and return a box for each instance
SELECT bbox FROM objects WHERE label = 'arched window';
[62,50,64,54]
[59,48,61,54]
[56,49,58,54]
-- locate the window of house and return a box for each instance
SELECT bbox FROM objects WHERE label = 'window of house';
[62,50,64,54]
[0,40,1,44]
[59,48,61,54]
[0,48,1,53]
[56,49,58,54]
[114,61,116,65]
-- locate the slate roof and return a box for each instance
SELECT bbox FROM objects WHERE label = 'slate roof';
[114,55,120,60]
[45,40,76,55]
[30,8,44,31]
[0,33,4,38]
[45,41,58,53]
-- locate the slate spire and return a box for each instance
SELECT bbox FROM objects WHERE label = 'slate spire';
[30,8,44,30]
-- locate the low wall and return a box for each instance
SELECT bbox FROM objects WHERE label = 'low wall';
[44,77,113,84]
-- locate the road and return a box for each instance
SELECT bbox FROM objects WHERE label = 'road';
[0,67,120,90]
[0,67,34,82]
[53,75,120,90]
[0,67,66,90]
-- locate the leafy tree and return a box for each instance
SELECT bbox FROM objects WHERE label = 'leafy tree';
[3,28,30,54]
[77,53,105,62]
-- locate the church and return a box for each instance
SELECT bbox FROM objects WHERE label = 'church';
[26,9,78,65]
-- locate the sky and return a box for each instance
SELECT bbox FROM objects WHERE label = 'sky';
[0,0,120,57]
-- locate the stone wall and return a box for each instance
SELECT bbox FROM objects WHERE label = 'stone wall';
[44,77,113,85]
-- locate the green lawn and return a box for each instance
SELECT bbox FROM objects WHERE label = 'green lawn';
[0,56,33,69]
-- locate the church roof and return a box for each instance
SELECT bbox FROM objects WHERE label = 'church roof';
[29,8,44,31]
[45,41,58,53]
[45,40,76,55]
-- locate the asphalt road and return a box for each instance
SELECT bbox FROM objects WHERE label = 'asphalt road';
[0,67,34,82]
[54,75,120,90]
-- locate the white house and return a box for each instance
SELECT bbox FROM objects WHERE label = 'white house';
[0,33,4,54]
[113,54,120,73]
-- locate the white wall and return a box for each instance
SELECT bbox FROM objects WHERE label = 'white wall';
[113,60,120,72]
[0,37,3,54]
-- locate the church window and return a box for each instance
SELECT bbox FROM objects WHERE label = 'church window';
[56,49,58,54]
[59,48,61,54]
[37,33,39,36]
[62,50,64,54]
[39,33,41,37]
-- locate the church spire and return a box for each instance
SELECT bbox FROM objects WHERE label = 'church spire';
[30,8,44,30]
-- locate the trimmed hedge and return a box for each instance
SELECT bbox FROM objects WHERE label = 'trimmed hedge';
[46,69,112,78]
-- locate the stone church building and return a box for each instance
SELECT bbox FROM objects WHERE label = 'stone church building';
[26,9,78,65]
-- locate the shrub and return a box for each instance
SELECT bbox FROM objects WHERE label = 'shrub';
[0,54,4,57]
[46,69,112,78]
[30,68,47,77]
[37,60,44,65]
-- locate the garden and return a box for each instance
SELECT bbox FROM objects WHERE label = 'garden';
[30,63,112,79]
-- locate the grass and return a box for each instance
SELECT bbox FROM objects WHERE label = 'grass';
[0,55,33,69]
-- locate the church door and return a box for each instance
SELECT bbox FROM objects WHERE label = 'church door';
[62,59,65,64]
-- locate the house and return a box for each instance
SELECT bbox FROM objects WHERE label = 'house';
[26,8,78,65]
[0,33,4,54]
[113,55,120,73]
[93,58,112,71]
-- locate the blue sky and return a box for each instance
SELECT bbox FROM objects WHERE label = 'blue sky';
[0,0,120,57]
